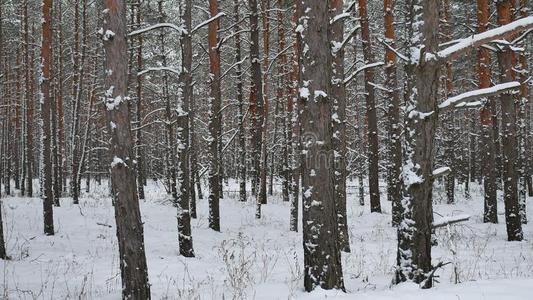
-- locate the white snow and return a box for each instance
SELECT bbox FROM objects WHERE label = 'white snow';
[1,180,533,299]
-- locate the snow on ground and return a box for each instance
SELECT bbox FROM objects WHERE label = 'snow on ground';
[1,179,533,299]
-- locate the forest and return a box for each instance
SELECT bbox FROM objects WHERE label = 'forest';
[0,0,532,299]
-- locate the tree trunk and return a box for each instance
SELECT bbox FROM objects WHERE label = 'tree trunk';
[249,0,265,217]
[0,2,6,259]
[384,0,403,226]
[70,0,88,204]
[40,0,55,236]
[257,0,270,206]
[396,0,439,288]
[56,0,66,195]
[234,0,247,203]
[208,0,222,232]
[477,0,498,224]
[330,0,350,253]
[176,0,195,257]
[496,0,523,241]
[102,0,151,297]
[299,0,344,292]
[289,0,300,232]
[277,0,290,204]
[358,0,381,213]
[442,0,456,205]
[249,0,264,199]
[23,0,33,198]
[517,0,529,224]
[134,3,145,201]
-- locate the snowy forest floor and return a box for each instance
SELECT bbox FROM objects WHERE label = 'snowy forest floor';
[1,180,533,299]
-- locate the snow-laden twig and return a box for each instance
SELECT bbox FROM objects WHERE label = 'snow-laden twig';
[438,81,521,110]
[437,16,533,60]
[191,12,226,34]
[129,23,187,37]
[137,67,181,77]
[344,62,385,85]
[330,12,353,24]
[432,167,451,177]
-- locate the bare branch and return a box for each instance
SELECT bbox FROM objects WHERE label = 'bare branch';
[438,81,521,110]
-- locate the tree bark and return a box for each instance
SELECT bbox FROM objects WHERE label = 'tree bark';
[176,0,195,257]
[234,0,247,203]
[40,0,55,236]
[299,0,344,292]
[384,0,403,226]
[358,0,381,213]
[477,0,498,224]
[289,0,300,232]
[396,0,439,288]
[249,0,264,199]
[23,0,34,198]
[496,0,523,241]
[102,0,151,297]
[134,3,145,201]
[330,0,350,253]
[0,2,6,259]
[208,0,222,231]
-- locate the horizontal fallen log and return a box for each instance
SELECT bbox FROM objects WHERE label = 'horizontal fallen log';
[432,214,470,229]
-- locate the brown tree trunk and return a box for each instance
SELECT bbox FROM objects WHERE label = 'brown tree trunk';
[442,0,456,205]
[277,0,290,204]
[396,0,439,288]
[40,0,55,236]
[70,0,88,204]
[134,3,145,201]
[496,0,523,241]
[384,0,403,226]
[249,0,265,217]
[249,0,264,199]
[234,0,247,203]
[358,0,381,213]
[23,0,34,197]
[208,0,222,231]
[56,0,66,194]
[299,0,344,292]
[330,0,350,253]
[176,0,195,257]
[517,0,529,224]
[257,0,270,206]
[478,0,498,223]
[102,0,151,297]
[0,2,6,259]
[289,0,300,232]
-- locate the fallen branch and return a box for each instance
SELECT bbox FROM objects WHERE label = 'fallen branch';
[97,222,113,228]
[432,215,470,229]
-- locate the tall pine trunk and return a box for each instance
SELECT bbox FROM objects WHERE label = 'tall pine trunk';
[102,0,151,297]
[40,0,54,236]
[384,0,403,226]
[176,0,195,257]
[299,0,344,292]
[208,0,222,232]
[478,0,498,224]
[496,0,523,241]
[358,0,381,213]
[330,0,350,253]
